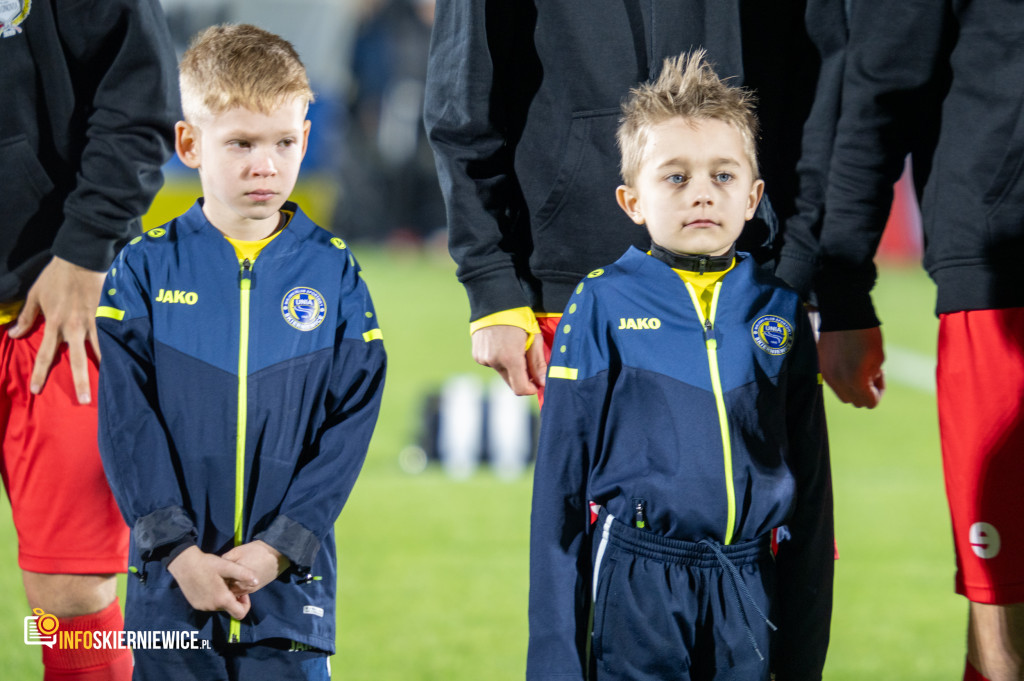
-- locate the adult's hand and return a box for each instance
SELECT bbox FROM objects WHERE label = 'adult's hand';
[818,327,886,408]
[471,325,546,396]
[8,256,106,404]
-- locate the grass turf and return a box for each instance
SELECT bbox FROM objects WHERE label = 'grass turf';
[0,247,964,678]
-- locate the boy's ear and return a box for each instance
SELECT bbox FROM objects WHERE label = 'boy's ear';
[616,185,645,225]
[300,119,311,158]
[175,121,202,169]
[745,178,766,221]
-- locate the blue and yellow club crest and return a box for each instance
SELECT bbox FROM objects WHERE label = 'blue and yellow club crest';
[281,287,326,332]
[0,0,30,38]
[751,315,793,356]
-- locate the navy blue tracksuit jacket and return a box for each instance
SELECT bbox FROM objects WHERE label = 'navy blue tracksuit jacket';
[96,201,386,653]
[528,248,833,680]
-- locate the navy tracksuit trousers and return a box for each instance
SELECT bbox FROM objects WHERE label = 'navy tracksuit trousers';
[590,511,776,681]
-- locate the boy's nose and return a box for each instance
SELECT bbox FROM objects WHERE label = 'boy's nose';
[691,181,713,205]
[251,153,278,176]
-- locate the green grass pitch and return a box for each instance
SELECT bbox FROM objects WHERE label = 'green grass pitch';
[0,246,963,678]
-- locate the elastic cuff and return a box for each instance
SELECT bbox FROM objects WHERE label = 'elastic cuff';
[463,268,530,323]
[159,537,198,569]
[774,254,817,301]
[469,306,540,336]
[134,505,197,560]
[51,210,131,273]
[255,515,320,571]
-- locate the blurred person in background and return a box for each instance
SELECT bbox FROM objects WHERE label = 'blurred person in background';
[815,2,1024,680]
[335,0,446,245]
[424,0,847,402]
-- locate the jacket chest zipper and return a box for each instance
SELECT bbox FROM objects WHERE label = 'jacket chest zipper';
[683,281,736,546]
[230,257,253,643]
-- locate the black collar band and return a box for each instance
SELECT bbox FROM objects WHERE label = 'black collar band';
[650,243,736,274]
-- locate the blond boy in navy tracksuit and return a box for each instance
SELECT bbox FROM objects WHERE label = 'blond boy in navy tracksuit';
[528,52,833,681]
[96,25,385,680]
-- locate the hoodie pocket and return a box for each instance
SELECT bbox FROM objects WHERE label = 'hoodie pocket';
[984,104,1024,241]
[1,136,55,229]
[530,108,623,232]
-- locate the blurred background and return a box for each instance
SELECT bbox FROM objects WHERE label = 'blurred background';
[152,0,447,249]
[0,1,959,679]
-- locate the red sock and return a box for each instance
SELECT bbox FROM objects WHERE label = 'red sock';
[41,599,132,681]
[964,661,990,681]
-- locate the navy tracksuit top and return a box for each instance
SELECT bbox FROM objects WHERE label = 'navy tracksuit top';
[96,201,386,653]
[528,248,833,680]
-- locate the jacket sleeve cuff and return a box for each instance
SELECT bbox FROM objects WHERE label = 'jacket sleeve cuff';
[814,260,881,331]
[816,286,881,331]
[463,268,531,322]
[255,516,320,571]
[469,307,540,335]
[51,209,136,273]
[159,538,199,569]
[133,506,197,562]
[774,253,818,303]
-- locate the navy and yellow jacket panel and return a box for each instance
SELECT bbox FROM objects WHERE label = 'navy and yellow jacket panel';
[527,248,833,681]
[96,201,386,652]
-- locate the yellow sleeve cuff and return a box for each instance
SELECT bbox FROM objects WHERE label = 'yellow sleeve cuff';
[469,307,540,336]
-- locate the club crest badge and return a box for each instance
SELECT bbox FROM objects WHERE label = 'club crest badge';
[751,315,794,356]
[0,0,30,38]
[281,287,327,332]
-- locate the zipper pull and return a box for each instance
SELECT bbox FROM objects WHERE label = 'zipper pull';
[239,258,252,288]
[703,317,717,344]
[698,255,709,275]
[633,499,647,530]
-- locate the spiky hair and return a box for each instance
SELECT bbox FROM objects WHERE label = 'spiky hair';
[617,50,759,185]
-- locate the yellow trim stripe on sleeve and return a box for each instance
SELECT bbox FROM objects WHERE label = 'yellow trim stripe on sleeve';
[469,306,540,336]
[362,328,383,342]
[548,366,578,380]
[96,306,125,321]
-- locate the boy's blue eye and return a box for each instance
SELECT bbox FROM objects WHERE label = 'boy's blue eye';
[715,172,733,183]
[667,174,686,184]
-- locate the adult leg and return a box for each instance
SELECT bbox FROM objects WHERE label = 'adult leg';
[22,572,118,616]
[938,310,1024,681]
[1,323,130,680]
[967,602,1024,681]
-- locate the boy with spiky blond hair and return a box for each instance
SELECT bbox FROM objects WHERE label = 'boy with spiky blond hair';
[96,24,385,680]
[527,52,833,681]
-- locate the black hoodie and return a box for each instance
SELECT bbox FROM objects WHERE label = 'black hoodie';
[0,0,178,302]
[424,0,847,320]
[818,0,1024,329]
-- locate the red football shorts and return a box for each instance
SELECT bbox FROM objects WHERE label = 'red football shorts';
[0,320,128,573]
[537,315,562,409]
[937,308,1024,604]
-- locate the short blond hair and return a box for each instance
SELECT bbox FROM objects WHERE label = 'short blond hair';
[617,50,759,186]
[179,24,314,122]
